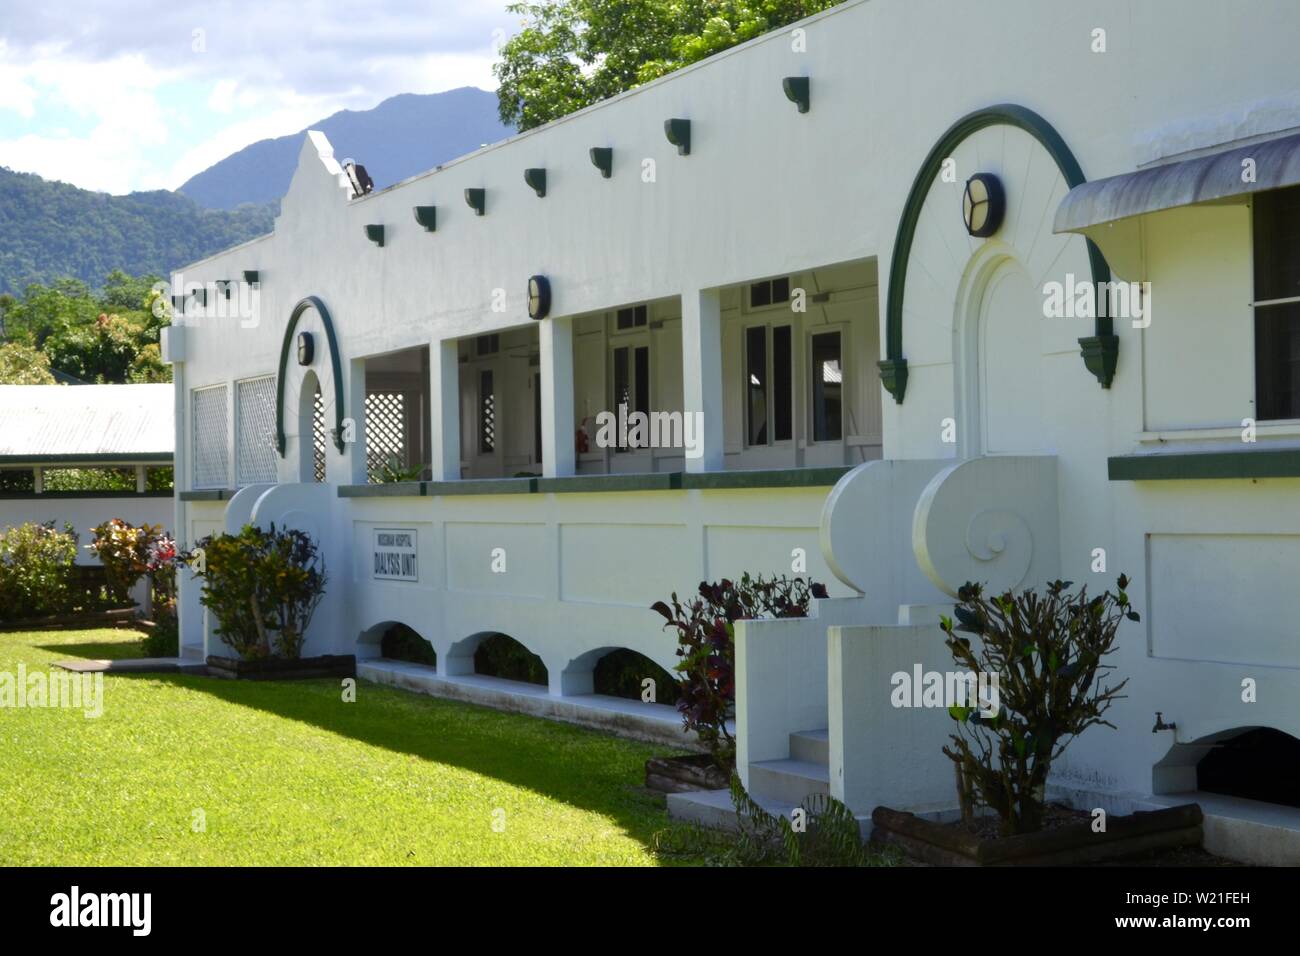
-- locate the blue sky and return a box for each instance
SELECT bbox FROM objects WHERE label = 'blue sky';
[0,0,514,194]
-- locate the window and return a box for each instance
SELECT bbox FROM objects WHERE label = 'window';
[192,385,229,489]
[1254,186,1300,420]
[745,324,793,446]
[612,343,650,451]
[810,331,843,442]
[750,276,791,309]
[236,376,277,485]
[476,334,499,356]
[479,369,496,453]
[616,304,648,330]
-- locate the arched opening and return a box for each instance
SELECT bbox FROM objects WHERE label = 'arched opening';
[297,369,325,483]
[592,649,680,704]
[1197,727,1300,808]
[472,633,547,686]
[357,620,435,666]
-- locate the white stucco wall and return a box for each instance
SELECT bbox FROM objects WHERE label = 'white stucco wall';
[168,0,1300,813]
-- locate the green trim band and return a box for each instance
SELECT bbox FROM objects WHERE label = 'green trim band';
[1109,450,1300,481]
[275,296,347,456]
[0,490,174,500]
[680,466,851,490]
[536,473,679,493]
[338,481,426,498]
[881,103,1116,402]
[179,488,235,501]
[0,453,173,464]
[337,467,851,498]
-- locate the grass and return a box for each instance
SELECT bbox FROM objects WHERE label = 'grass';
[0,627,707,866]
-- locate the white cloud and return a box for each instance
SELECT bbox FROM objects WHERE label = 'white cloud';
[0,1,513,193]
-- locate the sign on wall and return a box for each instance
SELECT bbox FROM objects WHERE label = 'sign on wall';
[373,528,418,582]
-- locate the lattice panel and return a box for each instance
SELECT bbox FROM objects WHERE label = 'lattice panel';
[192,385,229,489]
[236,376,277,485]
[365,391,407,481]
[312,386,326,482]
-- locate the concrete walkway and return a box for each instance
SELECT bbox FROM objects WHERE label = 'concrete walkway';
[359,658,701,750]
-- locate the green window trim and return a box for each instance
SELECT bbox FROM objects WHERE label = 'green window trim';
[179,488,236,501]
[881,103,1116,403]
[1108,449,1300,481]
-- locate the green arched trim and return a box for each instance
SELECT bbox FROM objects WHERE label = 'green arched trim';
[879,103,1117,403]
[275,295,346,456]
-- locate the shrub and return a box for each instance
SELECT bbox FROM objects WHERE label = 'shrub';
[0,522,79,620]
[652,573,828,769]
[474,633,547,685]
[593,649,680,705]
[187,524,327,660]
[87,518,160,603]
[140,616,179,657]
[940,576,1135,836]
[381,624,436,665]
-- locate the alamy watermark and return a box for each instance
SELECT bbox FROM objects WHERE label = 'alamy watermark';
[1042,273,1151,329]
[0,664,103,718]
[152,272,261,328]
[591,404,705,459]
[890,664,1000,718]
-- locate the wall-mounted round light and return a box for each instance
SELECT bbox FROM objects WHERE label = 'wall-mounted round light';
[962,173,1005,238]
[528,275,551,320]
[297,331,315,366]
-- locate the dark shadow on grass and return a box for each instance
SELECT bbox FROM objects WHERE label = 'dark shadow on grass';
[34,637,145,661]
[121,670,698,862]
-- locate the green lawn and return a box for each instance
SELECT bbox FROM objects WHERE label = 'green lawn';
[0,627,704,866]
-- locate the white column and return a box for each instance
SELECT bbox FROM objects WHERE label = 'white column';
[343,357,369,485]
[682,287,724,472]
[540,317,576,478]
[429,338,461,481]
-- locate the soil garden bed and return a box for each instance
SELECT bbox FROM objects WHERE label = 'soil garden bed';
[0,607,138,632]
[871,802,1205,866]
[206,654,357,681]
[645,754,730,793]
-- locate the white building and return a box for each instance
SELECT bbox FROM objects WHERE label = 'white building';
[165,0,1300,863]
[0,383,174,556]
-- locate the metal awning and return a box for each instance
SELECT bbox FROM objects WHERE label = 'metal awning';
[1054,129,1300,234]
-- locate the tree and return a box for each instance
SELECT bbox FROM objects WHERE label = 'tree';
[0,342,56,384]
[0,272,171,383]
[494,0,842,130]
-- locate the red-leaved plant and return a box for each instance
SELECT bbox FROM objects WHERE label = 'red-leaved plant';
[652,573,828,769]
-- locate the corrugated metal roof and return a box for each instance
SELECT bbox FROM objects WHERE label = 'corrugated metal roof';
[1055,129,1300,233]
[0,384,174,461]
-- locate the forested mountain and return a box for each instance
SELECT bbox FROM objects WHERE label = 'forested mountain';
[178,87,510,209]
[0,167,275,295]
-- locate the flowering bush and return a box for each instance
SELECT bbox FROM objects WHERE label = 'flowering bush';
[87,519,160,603]
[187,524,327,660]
[652,573,828,769]
[0,522,80,620]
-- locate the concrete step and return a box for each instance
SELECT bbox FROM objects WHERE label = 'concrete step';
[668,787,871,840]
[748,758,830,805]
[789,728,829,765]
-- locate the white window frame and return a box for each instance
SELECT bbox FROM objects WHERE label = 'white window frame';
[741,319,795,449]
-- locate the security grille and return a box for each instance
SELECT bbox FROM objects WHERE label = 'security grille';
[312,386,326,482]
[192,385,229,489]
[236,376,277,485]
[365,391,406,481]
